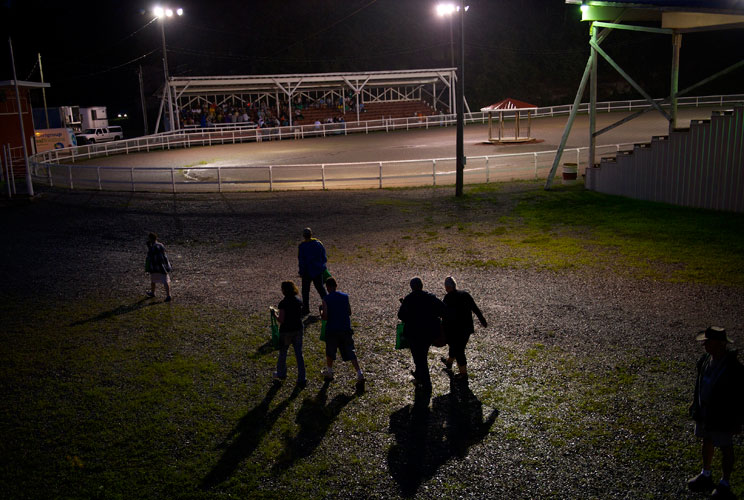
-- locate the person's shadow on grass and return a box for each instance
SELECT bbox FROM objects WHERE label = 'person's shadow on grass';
[67,297,157,326]
[271,380,355,474]
[201,382,302,489]
[387,375,499,497]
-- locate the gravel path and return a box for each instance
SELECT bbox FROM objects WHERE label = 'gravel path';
[2,183,742,498]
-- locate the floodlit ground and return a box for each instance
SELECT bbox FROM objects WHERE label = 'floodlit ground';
[74,108,726,168]
[1,180,743,499]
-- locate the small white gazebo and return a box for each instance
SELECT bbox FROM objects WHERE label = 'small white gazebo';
[480,98,538,143]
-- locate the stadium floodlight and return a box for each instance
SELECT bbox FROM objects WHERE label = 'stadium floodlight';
[436,3,456,16]
[436,1,468,196]
[153,6,184,131]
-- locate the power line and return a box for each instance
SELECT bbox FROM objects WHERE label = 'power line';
[57,48,159,82]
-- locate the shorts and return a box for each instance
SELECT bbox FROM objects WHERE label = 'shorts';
[695,423,734,447]
[150,272,171,284]
[325,330,357,362]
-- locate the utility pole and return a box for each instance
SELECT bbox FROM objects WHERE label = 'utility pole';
[38,53,50,129]
[160,20,175,131]
[8,37,34,197]
[138,65,148,135]
[455,0,465,197]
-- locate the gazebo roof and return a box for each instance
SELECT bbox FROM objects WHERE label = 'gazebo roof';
[480,98,538,112]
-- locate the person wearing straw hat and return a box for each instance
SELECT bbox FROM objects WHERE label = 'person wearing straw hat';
[687,327,744,499]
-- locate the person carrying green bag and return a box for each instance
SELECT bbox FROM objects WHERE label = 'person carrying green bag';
[320,277,365,390]
[271,281,306,388]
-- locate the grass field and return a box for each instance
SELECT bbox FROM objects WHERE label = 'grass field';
[1,182,743,499]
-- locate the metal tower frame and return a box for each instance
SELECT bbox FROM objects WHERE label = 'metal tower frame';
[545,0,744,189]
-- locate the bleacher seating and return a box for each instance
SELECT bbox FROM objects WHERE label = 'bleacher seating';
[292,100,438,125]
[586,105,743,212]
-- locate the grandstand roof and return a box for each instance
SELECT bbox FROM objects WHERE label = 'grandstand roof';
[565,0,744,26]
[168,68,457,96]
[565,0,744,14]
[480,99,538,112]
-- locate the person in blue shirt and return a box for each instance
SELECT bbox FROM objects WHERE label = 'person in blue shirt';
[320,277,364,389]
[298,227,327,316]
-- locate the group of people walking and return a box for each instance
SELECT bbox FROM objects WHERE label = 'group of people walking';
[273,227,489,394]
[273,228,366,390]
[398,276,487,391]
[142,228,742,497]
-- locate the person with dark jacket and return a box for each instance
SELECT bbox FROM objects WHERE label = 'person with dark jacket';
[397,277,446,390]
[272,281,306,387]
[145,232,172,302]
[687,327,744,499]
[298,227,327,316]
[440,276,487,380]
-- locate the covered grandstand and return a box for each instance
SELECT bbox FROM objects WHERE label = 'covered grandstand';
[156,68,465,132]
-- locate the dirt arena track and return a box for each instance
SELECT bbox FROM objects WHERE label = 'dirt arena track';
[54,107,727,192]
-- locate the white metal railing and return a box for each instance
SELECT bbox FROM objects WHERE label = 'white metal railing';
[29,93,744,167]
[29,143,637,193]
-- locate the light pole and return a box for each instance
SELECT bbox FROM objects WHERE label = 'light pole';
[154,6,183,132]
[437,2,467,196]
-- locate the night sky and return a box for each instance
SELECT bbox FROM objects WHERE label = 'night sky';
[2,0,742,135]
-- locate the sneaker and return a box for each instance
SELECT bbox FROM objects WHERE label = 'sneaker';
[440,356,453,370]
[687,473,715,493]
[454,372,468,380]
[146,291,155,298]
[322,368,334,381]
[712,482,735,499]
[164,296,172,302]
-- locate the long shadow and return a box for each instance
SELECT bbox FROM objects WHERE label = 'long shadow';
[271,380,356,474]
[247,316,319,360]
[67,297,157,326]
[248,341,276,359]
[387,376,499,497]
[201,382,302,489]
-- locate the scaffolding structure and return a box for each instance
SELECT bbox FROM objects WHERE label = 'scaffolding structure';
[546,0,744,189]
[156,68,461,133]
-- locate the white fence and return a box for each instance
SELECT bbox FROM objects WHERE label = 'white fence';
[26,94,743,193]
[30,143,637,193]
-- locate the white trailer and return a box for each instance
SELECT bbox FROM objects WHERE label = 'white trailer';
[80,106,108,130]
